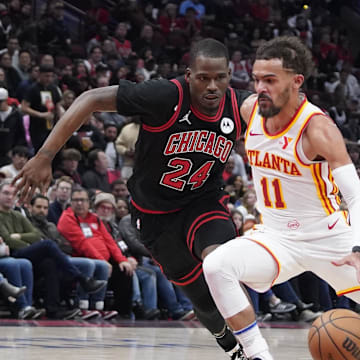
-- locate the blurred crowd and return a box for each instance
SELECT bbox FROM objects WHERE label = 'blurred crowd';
[0,0,359,321]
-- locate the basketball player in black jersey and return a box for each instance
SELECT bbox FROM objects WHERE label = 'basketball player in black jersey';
[14,39,252,359]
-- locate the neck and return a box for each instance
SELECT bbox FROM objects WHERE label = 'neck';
[0,204,10,212]
[265,94,303,133]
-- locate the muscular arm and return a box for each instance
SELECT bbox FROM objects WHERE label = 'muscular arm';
[14,86,119,200]
[304,115,352,169]
[306,115,360,281]
[38,86,119,160]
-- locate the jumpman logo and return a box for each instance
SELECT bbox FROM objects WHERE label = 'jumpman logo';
[179,111,192,125]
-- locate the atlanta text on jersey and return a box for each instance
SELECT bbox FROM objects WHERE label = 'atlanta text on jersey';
[247,149,302,176]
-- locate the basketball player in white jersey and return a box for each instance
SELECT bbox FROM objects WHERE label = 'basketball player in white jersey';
[202,36,360,360]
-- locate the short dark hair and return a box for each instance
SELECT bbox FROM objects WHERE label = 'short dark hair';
[30,194,49,206]
[110,178,126,190]
[71,186,88,199]
[255,36,314,80]
[61,148,81,161]
[12,146,30,158]
[189,38,229,68]
[87,149,102,168]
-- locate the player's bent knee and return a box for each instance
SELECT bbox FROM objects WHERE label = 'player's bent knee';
[203,244,239,282]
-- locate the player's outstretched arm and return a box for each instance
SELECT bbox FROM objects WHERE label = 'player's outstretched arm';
[306,115,360,283]
[13,86,119,202]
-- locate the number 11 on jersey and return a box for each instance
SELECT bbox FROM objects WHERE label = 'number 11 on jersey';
[260,177,286,209]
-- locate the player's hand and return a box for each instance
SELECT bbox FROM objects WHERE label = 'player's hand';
[119,261,134,276]
[12,153,53,203]
[332,252,360,283]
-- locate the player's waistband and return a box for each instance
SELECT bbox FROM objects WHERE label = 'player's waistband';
[259,210,349,234]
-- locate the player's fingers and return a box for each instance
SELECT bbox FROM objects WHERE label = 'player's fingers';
[24,185,37,204]
[40,178,51,196]
[331,258,347,266]
[11,171,23,187]
[14,176,26,195]
[18,181,31,203]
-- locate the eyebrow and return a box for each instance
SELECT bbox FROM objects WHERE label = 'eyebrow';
[252,73,277,79]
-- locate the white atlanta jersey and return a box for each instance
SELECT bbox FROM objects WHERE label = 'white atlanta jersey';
[244,96,344,232]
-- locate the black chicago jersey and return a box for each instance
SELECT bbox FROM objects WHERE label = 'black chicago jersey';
[116,76,250,213]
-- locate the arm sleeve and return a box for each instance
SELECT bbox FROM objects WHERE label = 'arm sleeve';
[18,215,43,244]
[116,79,178,127]
[0,222,29,250]
[98,221,128,263]
[57,214,106,260]
[332,163,360,245]
[119,216,150,257]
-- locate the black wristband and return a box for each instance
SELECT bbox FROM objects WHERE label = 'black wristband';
[352,246,360,253]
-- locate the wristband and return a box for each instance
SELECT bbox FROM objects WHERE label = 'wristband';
[352,246,360,253]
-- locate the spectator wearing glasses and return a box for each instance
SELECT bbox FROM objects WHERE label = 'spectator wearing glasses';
[58,188,132,318]
[47,176,73,225]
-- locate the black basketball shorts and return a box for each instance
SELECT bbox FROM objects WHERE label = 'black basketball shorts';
[131,192,237,286]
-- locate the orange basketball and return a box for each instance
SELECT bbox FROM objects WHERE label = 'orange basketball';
[308,308,360,360]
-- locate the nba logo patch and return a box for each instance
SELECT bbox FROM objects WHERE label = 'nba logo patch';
[220,117,234,134]
[136,218,141,230]
[287,220,300,230]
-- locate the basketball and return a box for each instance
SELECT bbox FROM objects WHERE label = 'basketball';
[308,308,360,360]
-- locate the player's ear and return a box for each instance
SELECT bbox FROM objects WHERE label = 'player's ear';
[185,68,191,83]
[293,74,304,89]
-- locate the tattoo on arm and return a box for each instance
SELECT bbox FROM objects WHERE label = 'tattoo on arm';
[38,148,55,160]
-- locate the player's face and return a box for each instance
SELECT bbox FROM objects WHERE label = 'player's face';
[186,55,230,116]
[252,59,301,117]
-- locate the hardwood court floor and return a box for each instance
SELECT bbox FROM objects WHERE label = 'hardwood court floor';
[0,319,312,359]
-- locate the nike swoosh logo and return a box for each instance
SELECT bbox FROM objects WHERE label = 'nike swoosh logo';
[249,131,263,136]
[328,218,339,230]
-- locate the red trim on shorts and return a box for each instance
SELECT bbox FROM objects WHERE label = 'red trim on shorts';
[218,194,230,212]
[188,215,230,252]
[131,199,181,214]
[336,286,360,297]
[190,95,225,122]
[142,79,183,132]
[186,210,231,251]
[230,87,242,140]
[171,264,204,286]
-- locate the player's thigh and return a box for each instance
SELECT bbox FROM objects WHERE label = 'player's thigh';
[184,193,236,259]
[204,237,279,293]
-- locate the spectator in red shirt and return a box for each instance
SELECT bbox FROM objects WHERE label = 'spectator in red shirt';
[58,188,134,317]
[112,22,132,60]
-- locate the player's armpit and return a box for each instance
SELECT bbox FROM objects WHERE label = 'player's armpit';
[240,94,257,125]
